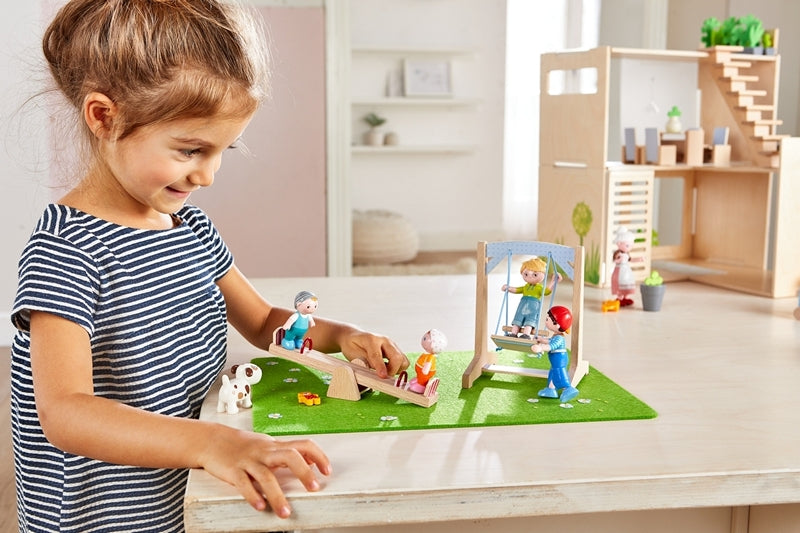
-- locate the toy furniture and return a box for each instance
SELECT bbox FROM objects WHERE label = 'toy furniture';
[268,328,439,407]
[462,240,589,390]
[538,45,799,298]
[704,126,731,166]
[186,275,800,533]
[645,127,676,165]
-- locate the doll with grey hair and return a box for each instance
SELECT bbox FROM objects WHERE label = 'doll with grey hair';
[281,291,319,350]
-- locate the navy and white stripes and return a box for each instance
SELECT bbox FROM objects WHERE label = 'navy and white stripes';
[11,204,232,532]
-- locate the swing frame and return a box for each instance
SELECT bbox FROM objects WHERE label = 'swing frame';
[462,240,589,389]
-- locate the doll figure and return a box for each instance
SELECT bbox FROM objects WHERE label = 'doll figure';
[531,306,579,402]
[502,257,562,339]
[610,226,640,307]
[281,291,318,350]
[408,329,447,393]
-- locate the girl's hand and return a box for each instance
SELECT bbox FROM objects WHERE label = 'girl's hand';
[339,331,409,379]
[198,427,331,518]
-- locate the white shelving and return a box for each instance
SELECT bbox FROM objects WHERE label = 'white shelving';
[352,97,480,107]
[349,46,478,154]
[351,144,476,154]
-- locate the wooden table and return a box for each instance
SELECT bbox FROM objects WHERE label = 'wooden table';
[184,275,800,533]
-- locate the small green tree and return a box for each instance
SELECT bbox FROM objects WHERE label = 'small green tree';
[571,202,593,246]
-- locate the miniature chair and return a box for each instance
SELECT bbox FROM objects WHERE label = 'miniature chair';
[704,127,731,166]
[645,127,676,165]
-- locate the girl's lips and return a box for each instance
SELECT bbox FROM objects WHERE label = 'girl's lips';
[167,187,192,199]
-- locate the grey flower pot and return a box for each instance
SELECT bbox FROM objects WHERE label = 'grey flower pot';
[640,284,665,312]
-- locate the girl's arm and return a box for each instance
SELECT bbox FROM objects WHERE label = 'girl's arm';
[217,266,408,378]
[30,310,330,517]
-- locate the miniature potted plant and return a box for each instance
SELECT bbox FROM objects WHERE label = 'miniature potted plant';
[701,17,722,48]
[362,112,387,146]
[738,15,764,54]
[640,270,665,312]
[762,30,776,55]
[665,106,682,133]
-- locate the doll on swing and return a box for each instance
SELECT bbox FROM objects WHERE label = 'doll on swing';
[501,256,562,339]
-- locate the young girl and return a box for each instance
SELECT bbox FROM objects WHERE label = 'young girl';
[11,1,408,531]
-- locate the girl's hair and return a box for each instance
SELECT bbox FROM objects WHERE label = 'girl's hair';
[42,0,270,143]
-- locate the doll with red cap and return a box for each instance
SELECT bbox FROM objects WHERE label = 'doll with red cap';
[531,305,579,402]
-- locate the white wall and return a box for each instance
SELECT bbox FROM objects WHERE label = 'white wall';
[0,3,51,342]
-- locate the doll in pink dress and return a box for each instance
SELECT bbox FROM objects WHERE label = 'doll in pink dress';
[611,226,639,306]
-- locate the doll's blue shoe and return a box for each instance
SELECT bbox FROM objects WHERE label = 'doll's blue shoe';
[295,339,304,349]
[281,338,295,350]
[538,387,558,399]
[559,387,579,402]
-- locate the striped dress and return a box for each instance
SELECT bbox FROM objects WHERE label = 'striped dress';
[11,204,232,532]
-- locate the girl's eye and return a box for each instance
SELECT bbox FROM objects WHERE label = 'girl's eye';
[180,148,201,157]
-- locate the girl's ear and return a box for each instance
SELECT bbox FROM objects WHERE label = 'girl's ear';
[83,92,118,139]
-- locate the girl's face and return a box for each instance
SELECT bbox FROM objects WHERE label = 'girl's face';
[98,111,252,226]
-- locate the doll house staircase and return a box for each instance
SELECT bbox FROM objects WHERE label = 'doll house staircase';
[700,44,786,168]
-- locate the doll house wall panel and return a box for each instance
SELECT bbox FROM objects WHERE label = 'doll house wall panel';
[692,170,771,271]
[539,47,610,169]
[537,165,607,286]
[610,57,699,162]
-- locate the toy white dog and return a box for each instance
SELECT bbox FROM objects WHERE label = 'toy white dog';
[217,363,263,415]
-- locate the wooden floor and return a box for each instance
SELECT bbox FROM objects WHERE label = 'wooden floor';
[1,346,17,533]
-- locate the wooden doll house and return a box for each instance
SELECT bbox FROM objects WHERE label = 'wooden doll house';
[537,42,799,298]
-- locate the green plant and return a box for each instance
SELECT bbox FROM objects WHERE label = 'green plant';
[719,16,740,46]
[363,112,386,129]
[762,31,773,48]
[667,106,681,118]
[571,201,593,246]
[701,17,721,47]
[644,271,664,286]
[738,14,764,48]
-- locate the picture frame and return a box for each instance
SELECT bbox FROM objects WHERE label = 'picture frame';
[403,59,452,97]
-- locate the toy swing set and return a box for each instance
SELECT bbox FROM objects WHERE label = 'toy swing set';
[462,240,590,391]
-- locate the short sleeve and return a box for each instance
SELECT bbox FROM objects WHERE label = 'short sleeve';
[11,231,97,336]
[176,205,234,281]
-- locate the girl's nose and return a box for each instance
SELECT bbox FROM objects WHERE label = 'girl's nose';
[190,157,220,187]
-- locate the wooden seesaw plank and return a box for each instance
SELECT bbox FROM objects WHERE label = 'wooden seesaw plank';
[267,339,438,408]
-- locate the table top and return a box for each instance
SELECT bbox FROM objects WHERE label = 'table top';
[184,274,800,532]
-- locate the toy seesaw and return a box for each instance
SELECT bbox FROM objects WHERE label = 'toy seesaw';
[267,328,439,408]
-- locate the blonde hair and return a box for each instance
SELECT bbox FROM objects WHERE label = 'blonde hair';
[520,257,546,274]
[42,0,270,144]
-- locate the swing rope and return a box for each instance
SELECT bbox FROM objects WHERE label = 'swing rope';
[493,249,513,338]
[533,252,559,339]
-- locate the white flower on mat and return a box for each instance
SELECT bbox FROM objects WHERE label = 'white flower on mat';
[380,415,398,422]
[578,398,591,404]
[526,398,539,403]
[268,413,283,419]
[559,403,574,409]
[283,378,298,383]
[290,368,301,372]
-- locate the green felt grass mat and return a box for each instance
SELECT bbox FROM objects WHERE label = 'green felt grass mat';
[251,350,656,436]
